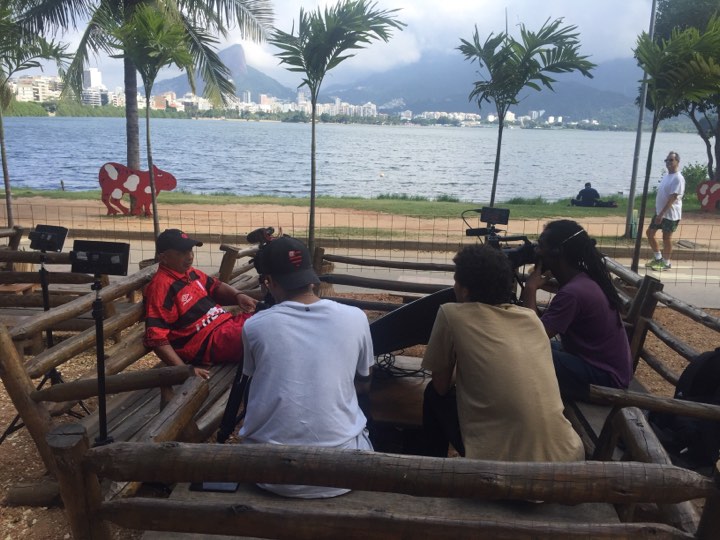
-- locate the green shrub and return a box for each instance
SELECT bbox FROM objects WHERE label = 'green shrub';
[435,194,460,202]
[504,196,548,205]
[376,193,429,201]
[682,162,709,197]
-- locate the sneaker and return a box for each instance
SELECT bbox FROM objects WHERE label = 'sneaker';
[661,261,672,270]
[645,258,660,268]
[649,259,668,271]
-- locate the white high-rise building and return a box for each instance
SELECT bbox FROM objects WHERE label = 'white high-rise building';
[82,68,103,90]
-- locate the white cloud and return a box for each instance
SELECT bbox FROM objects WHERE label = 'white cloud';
[27,0,655,89]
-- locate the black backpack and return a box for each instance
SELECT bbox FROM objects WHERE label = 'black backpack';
[649,347,720,469]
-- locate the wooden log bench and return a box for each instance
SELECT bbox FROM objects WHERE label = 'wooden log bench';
[0,262,244,505]
[47,429,720,540]
[0,226,25,271]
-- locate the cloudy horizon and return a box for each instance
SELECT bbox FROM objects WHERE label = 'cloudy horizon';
[27,0,654,92]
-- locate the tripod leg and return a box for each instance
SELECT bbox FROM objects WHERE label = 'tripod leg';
[217,364,250,444]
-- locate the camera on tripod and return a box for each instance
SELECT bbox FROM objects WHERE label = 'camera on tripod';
[70,240,130,276]
[29,225,68,253]
[464,207,536,268]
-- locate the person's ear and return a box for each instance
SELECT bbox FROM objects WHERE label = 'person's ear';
[454,283,470,302]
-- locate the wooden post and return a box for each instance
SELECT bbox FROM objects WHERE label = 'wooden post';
[47,424,112,540]
[611,407,699,534]
[312,247,334,297]
[623,275,663,371]
[0,325,57,476]
[217,245,239,283]
[697,459,720,540]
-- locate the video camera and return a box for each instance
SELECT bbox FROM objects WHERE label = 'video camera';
[464,207,536,268]
[246,227,279,312]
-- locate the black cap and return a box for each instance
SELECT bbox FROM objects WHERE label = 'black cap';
[254,236,320,290]
[156,229,203,253]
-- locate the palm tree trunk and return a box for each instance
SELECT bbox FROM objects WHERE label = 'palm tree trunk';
[631,115,660,272]
[489,119,505,208]
[0,109,14,227]
[124,58,141,170]
[308,102,317,253]
[146,96,159,240]
[124,58,141,216]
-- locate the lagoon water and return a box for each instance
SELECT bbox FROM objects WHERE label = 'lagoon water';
[3,116,709,202]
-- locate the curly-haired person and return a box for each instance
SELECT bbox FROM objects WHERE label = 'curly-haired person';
[521,220,632,400]
[421,244,583,462]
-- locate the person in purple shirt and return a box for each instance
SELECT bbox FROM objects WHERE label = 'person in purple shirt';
[520,220,633,400]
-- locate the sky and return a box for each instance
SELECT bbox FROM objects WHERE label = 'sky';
[31,0,655,91]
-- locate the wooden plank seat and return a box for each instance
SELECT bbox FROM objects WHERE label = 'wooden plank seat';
[0,283,36,294]
[143,482,621,540]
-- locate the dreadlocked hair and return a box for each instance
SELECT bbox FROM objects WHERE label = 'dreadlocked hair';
[543,220,623,313]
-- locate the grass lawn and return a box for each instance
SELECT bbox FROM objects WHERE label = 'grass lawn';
[5,188,678,221]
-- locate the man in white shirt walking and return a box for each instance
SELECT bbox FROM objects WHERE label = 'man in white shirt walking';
[646,151,685,271]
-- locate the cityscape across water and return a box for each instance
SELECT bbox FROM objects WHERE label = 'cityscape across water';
[4,117,710,203]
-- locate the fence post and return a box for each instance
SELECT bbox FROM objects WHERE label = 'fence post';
[47,423,111,540]
[624,275,663,371]
[697,459,720,539]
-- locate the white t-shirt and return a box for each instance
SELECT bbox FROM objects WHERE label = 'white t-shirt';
[240,298,373,498]
[656,171,685,221]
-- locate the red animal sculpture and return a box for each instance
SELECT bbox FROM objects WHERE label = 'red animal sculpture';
[697,180,720,212]
[98,162,177,216]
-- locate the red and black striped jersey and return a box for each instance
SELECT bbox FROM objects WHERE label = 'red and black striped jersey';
[144,265,233,364]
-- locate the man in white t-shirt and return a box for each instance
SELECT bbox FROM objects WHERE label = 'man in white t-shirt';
[646,151,685,271]
[239,235,373,498]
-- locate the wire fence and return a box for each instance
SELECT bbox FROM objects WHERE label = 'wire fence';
[4,201,720,287]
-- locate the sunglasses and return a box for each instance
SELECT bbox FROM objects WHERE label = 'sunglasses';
[664,158,676,163]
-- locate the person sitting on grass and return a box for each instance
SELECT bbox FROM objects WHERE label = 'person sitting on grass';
[143,229,257,380]
[571,182,618,208]
[571,182,600,207]
[421,244,584,462]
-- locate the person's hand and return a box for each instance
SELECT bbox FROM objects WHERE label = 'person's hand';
[192,366,210,380]
[236,293,258,312]
[525,264,556,292]
[654,215,663,224]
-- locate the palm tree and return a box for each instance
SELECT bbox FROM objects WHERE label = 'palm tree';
[110,3,199,239]
[656,0,720,181]
[269,0,405,253]
[630,19,720,270]
[458,18,595,207]
[0,0,69,227]
[19,0,273,171]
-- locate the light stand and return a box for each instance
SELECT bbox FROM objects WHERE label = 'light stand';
[0,226,88,445]
[91,274,113,446]
[70,240,130,447]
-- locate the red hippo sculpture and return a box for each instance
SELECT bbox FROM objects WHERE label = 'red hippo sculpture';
[697,179,720,212]
[98,162,177,216]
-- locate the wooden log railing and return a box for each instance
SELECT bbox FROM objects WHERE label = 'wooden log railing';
[47,429,720,540]
[8,262,157,341]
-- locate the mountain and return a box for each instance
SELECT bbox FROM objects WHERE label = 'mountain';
[151,44,296,101]
[152,45,644,124]
[320,52,642,123]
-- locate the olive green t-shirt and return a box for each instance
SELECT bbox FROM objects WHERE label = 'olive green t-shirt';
[422,302,584,462]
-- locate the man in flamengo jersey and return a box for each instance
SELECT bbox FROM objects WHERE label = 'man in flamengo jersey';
[144,229,257,379]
